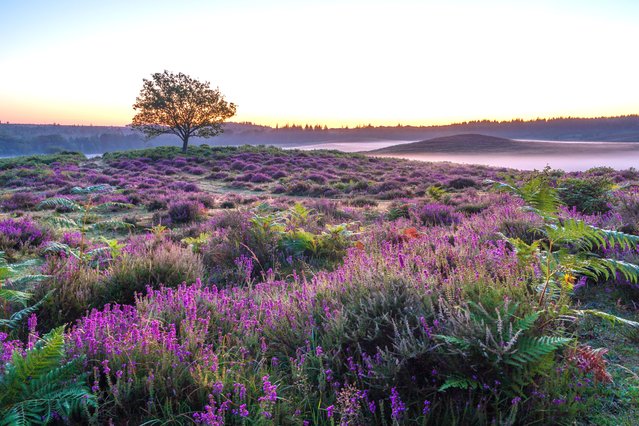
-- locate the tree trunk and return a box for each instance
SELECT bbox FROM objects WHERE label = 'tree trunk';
[181,135,189,153]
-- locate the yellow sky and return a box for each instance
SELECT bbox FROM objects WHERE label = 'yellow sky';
[0,1,637,127]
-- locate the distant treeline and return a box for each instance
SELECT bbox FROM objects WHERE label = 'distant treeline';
[1,115,638,156]
[0,132,148,156]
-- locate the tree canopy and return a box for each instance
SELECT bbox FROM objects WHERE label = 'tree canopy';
[131,71,237,152]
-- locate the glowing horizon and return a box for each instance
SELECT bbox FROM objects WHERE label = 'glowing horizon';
[1,0,638,128]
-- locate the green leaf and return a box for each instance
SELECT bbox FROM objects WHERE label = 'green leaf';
[506,336,571,367]
[0,289,32,307]
[573,309,639,328]
[38,197,82,212]
[439,377,479,392]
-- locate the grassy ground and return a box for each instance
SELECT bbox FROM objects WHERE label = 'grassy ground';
[575,285,639,425]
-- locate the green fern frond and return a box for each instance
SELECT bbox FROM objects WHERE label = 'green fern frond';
[46,215,80,229]
[42,242,79,259]
[0,329,95,424]
[573,309,639,328]
[10,327,65,383]
[514,311,540,333]
[8,275,51,288]
[486,176,561,214]
[85,247,110,258]
[0,289,32,307]
[594,226,639,250]
[506,336,572,367]
[0,291,53,330]
[578,257,639,284]
[70,184,112,194]
[38,197,82,212]
[438,376,479,392]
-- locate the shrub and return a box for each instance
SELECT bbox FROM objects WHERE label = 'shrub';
[146,197,168,211]
[1,192,42,211]
[0,217,50,254]
[286,182,312,196]
[559,177,612,214]
[37,254,106,326]
[349,197,378,207]
[168,200,205,224]
[102,237,205,305]
[250,173,272,183]
[37,236,205,326]
[447,177,477,189]
[413,203,462,227]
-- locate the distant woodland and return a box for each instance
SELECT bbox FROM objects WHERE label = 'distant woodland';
[1,115,638,156]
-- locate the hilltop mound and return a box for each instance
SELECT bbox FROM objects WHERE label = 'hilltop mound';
[368,133,639,156]
[370,134,525,154]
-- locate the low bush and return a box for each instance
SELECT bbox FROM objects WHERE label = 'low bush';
[0,217,50,256]
[1,192,42,211]
[168,200,205,224]
[102,236,205,305]
[413,203,462,227]
[559,177,612,214]
[447,177,477,189]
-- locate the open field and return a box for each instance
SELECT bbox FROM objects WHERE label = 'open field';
[2,146,639,424]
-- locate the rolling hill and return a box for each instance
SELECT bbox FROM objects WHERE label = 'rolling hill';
[368,133,639,156]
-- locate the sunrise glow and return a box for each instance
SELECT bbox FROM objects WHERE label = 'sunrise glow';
[1,0,638,127]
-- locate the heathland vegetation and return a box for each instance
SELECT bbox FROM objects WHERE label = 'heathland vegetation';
[2,144,639,424]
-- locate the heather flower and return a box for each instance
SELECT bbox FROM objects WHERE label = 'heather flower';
[390,387,405,420]
[238,404,249,417]
[326,405,334,418]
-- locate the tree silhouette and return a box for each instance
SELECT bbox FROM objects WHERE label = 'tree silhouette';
[132,71,237,152]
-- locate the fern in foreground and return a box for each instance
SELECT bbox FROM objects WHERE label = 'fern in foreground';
[0,327,96,425]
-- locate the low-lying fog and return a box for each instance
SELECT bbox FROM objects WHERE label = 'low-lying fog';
[290,140,639,172]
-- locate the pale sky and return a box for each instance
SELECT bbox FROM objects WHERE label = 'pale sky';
[0,0,638,127]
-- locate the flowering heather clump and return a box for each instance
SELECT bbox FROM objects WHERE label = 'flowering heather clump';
[413,202,463,227]
[0,217,50,253]
[390,387,406,421]
[0,192,42,211]
[230,160,247,170]
[0,333,24,374]
[250,173,272,183]
[168,199,205,224]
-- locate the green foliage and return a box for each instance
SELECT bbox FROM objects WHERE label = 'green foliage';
[387,204,410,221]
[487,171,561,215]
[99,237,126,259]
[427,185,448,201]
[0,293,50,331]
[131,70,237,152]
[506,336,572,367]
[0,327,96,424]
[39,195,133,265]
[0,253,52,330]
[559,177,613,214]
[181,232,211,254]
[70,184,112,194]
[491,175,639,323]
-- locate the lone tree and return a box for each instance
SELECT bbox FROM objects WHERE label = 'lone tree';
[132,70,237,153]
